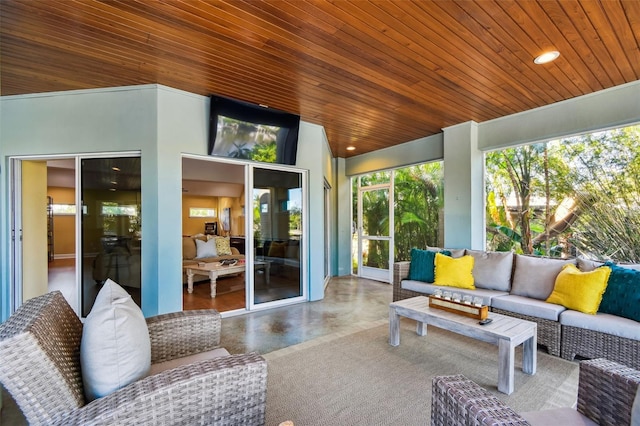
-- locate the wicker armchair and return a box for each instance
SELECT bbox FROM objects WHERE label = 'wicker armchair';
[431,358,640,426]
[0,291,267,425]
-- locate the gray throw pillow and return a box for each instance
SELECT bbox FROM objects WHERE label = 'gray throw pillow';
[577,257,605,272]
[428,246,466,258]
[511,255,576,300]
[466,250,514,291]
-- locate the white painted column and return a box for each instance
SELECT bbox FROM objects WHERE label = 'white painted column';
[443,121,484,250]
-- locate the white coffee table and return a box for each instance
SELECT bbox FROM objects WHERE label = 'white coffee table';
[184,261,270,298]
[389,296,537,395]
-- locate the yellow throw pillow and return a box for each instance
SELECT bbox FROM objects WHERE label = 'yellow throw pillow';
[546,264,611,314]
[434,253,475,289]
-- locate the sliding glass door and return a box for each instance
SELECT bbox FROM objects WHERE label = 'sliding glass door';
[251,166,306,307]
[181,154,307,313]
[81,157,141,316]
[9,154,141,317]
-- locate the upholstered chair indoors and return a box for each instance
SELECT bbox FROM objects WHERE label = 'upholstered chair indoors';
[431,358,640,426]
[0,291,267,425]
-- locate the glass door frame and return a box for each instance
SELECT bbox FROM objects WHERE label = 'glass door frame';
[246,162,308,311]
[355,176,394,283]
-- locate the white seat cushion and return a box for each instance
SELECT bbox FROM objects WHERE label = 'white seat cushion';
[492,294,566,321]
[149,348,231,375]
[560,310,640,340]
[521,407,597,426]
[81,279,151,401]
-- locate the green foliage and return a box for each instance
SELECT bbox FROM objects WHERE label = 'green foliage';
[251,141,277,163]
[485,125,640,262]
[393,162,443,261]
[352,162,444,269]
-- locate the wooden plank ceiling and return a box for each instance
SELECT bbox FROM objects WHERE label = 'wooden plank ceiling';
[1,0,639,158]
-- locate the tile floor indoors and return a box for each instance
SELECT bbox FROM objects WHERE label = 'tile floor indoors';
[0,276,392,424]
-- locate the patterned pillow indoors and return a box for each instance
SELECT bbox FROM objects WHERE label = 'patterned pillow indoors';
[408,248,451,282]
[433,253,475,289]
[214,236,232,255]
[546,264,611,314]
[599,262,640,322]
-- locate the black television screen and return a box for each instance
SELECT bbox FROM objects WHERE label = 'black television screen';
[208,95,300,165]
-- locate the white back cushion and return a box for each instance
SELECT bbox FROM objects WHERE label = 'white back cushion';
[80,279,151,401]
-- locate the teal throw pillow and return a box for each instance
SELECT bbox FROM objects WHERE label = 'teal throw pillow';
[599,262,640,322]
[408,248,451,282]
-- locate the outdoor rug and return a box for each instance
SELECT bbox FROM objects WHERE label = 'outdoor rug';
[263,318,579,426]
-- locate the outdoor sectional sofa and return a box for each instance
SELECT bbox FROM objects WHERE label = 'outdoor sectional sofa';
[393,248,640,369]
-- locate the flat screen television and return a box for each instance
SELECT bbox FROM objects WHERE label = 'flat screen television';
[208,95,300,165]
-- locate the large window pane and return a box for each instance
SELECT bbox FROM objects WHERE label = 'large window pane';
[485,125,640,262]
[393,162,444,261]
[362,188,389,237]
[362,239,389,269]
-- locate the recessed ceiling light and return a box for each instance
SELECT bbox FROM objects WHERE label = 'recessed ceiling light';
[534,51,560,64]
[112,167,121,172]
[346,146,356,151]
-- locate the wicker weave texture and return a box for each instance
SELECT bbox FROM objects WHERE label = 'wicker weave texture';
[392,261,413,302]
[577,358,640,426]
[431,374,529,426]
[432,359,640,426]
[0,291,268,426]
[147,309,222,364]
[0,291,85,425]
[55,353,267,426]
[561,325,640,370]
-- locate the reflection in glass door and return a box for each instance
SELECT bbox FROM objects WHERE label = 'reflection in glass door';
[81,157,141,316]
[252,167,305,306]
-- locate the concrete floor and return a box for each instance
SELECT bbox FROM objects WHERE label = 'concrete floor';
[0,276,392,424]
[221,275,392,354]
